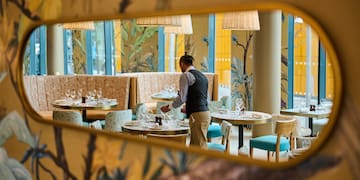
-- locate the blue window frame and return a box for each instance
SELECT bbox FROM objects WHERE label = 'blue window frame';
[287,15,295,108]
[28,25,46,75]
[208,14,216,73]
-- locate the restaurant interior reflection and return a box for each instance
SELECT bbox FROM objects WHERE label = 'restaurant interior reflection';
[22,10,334,162]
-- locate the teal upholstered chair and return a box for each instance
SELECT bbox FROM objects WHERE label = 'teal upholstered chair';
[53,110,82,126]
[249,116,296,162]
[207,120,232,153]
[104,109,133,132]
[207,96,231,142]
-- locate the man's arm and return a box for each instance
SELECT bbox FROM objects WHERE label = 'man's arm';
[160,72,195,112]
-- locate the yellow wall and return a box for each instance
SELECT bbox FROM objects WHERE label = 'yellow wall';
[215,13,232,88]
[175,34,185,71]
[113,20,122,73]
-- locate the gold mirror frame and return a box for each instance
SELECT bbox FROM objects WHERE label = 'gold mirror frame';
[17,4,342,169]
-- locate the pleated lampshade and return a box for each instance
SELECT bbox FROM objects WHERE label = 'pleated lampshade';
[136,15,182,27]
[63,21,95,30]
[223,11,260,31]
[164,15,193,34]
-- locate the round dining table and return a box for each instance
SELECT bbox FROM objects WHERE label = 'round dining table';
[280,108,330,136]
[211,111,272,149]
[52,98,118,123]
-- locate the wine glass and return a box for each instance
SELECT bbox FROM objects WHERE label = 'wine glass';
[88,90,96,100]
[77,88,83,98]
[64,90,71,100]
[70,90,76,100]
[164,85,170,94]
[86,91,92,102]
[97,88,103,100]
[235,98,245,115]
[169,84,176,95]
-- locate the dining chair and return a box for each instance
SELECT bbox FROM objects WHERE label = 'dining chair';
[249,116,297,162]
[207,96,230,142]
[207,120,232,153]
[53,110,83,126]
[104,109,132,132]
[207,100,223,143]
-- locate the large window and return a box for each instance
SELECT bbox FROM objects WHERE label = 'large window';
[24,15,334,108]
[23,25,46,75]
[293,17,333,107]
[91,22,106,75]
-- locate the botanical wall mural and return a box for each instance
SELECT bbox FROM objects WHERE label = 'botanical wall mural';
[72,30,87,74]
[230,13,291,110]
[231,32,254,111]
[281,13,289,109]
[0,0,358,179]
[121,19,158,72]
[189,14,209,72]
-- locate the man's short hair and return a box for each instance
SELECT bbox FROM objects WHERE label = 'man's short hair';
[180,52,194,65]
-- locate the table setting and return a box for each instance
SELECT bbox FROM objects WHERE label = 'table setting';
[54,88,118,108]
[151,84,178,101]
[122,113,189,135]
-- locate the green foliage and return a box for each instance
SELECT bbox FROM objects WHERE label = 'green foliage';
[121,19,158,72]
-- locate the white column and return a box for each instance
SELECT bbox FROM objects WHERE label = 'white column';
[47,24,64,75]
[168,33,176,72]
[252,11,282,137]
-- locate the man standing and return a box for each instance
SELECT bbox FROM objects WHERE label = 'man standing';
[161,53,210,148]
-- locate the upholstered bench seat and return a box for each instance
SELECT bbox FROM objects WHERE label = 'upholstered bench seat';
[24,75,131,121]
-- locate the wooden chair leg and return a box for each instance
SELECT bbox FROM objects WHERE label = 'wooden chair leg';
[250,147,253,159]
[276,150,279,163]
[267,151,270,161]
